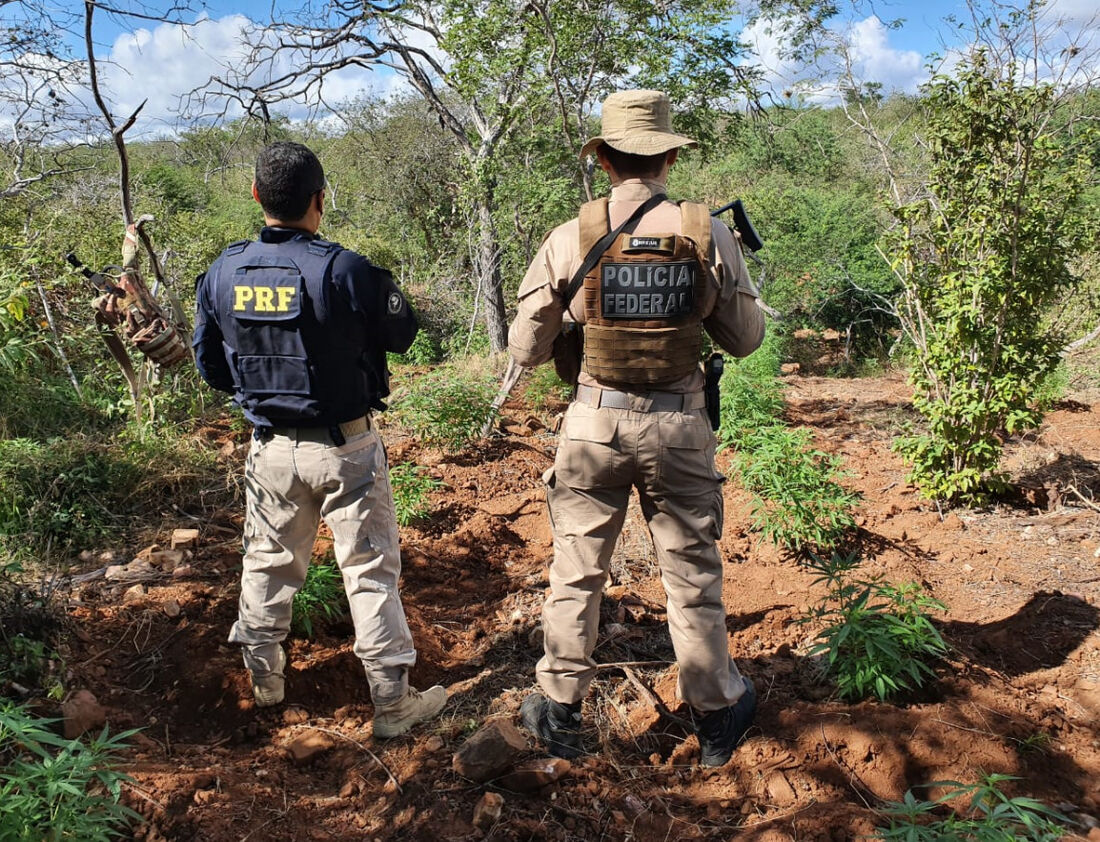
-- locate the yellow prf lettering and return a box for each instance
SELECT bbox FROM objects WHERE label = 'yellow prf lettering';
[254,287,275,312]
[276,287,295,312]
[233,286,254,311]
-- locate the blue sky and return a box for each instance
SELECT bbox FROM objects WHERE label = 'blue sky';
[18,0,1099,133]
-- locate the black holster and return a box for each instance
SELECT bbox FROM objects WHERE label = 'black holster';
[704,353,724,431]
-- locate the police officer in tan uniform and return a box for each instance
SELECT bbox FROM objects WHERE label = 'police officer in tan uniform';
[194,142,446,738]
[509,91,765,766]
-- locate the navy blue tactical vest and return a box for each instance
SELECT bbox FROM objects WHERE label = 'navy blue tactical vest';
[209,235,380,427]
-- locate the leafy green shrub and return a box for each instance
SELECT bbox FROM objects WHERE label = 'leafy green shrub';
[391,364,497,452]
[0,702,140,841]
[717,330,785,447]
[735,428,858,552]
[393,329,443,366]
[291,562,346,638]
[888,51,1096,505]
[0,439,138,559]
[389,462,442,527]
[0,435,220,560]
[523,365,573,412]
[876,773,1066,841]
[805,551,948,701]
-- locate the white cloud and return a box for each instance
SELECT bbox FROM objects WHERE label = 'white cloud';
[96,14,390,132]
[741,14,929,105]
[848,17,926,93]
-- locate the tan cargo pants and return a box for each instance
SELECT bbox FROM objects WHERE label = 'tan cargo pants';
[228,424,416,706]
[537,399,747,712]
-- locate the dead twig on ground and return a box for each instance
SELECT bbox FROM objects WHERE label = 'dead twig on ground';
[621,667,693,731]
[820,723,881,811]
[310,726,402,794]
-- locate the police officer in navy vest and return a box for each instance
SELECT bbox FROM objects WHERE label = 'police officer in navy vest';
[194,141,446,737]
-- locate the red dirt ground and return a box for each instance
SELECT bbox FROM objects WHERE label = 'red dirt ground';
[59,370,1100,841]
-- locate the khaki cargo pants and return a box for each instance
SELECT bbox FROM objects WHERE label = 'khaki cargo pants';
[228,424,415,706]
[538,399,747,712]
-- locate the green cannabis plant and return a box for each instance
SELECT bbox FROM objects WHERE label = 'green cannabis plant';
[0,703,140,841]
[390,462,442,527]
[391,365,497,452]
[735,427,858,552]
[876,773,1066,841]
[291,561,346,638]
[805,551,948,701]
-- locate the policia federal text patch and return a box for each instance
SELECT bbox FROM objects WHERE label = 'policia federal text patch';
[600,261,696,319]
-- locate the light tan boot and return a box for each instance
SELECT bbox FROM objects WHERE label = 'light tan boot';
[373,685,447,738]
[249,647,286,708]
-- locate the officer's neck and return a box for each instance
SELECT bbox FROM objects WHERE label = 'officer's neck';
[263,216,319,236]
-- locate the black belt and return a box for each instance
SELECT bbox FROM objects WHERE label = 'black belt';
[263,414,371,444]
[574,384,706,412]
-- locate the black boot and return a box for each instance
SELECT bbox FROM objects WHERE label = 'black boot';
[520,693,584,759]
[695,677,757,767]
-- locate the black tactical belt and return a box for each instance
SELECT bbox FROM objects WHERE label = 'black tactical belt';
[265,414,371,443]
[575,384,706,413]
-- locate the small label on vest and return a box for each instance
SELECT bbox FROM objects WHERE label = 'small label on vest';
[600,261,696,319]
[622,235,675,254]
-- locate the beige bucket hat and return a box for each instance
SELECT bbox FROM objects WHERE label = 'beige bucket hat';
[579,89,698,159]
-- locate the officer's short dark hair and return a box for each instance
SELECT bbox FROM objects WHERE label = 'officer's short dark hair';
[600,144,669,179]
[254,142,326,222]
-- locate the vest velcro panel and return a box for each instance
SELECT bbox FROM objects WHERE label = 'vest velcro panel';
[579,199,708,387]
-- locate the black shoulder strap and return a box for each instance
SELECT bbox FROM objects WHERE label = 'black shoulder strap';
[561,194,666,308]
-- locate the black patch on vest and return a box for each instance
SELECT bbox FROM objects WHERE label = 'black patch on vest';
[600,261,696,319]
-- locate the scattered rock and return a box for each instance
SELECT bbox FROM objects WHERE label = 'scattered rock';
[97,550,115,564]
[162,599,182,618]
[106,560,157,582]
[62,689,106,739]
[1076,814,1099,830]
[172,565,194,579]
[135,544,162,561]
[779,363,801,375]
[765,771,797,806]
[962,563,975,573]
[793,328,817,339]
[498,757,570,792]
[171,528,201,549]
[286,730,335,766]
[123,584,146,603]
[283,707,309,725]
[452,719,528,782]
[79,549,95,563]
[148,549,187,570]
[1088,828,1100,842]
[473,792,503,829]
[425,735,445,752]
[339,780,360,799]
[821,329,841,341]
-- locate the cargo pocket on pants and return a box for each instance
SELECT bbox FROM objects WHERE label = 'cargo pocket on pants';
[656,418,725,497]
[556,409,618,490]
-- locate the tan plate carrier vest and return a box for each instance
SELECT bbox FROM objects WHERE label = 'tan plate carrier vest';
[578,197,711,388]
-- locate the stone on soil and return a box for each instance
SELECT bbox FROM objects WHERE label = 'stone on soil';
[473,792,503,829]
[171,528,200,549]
[452,719,528,782]
[498,757,570,792]
[286,730,335,765]
[62,689,106,738]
